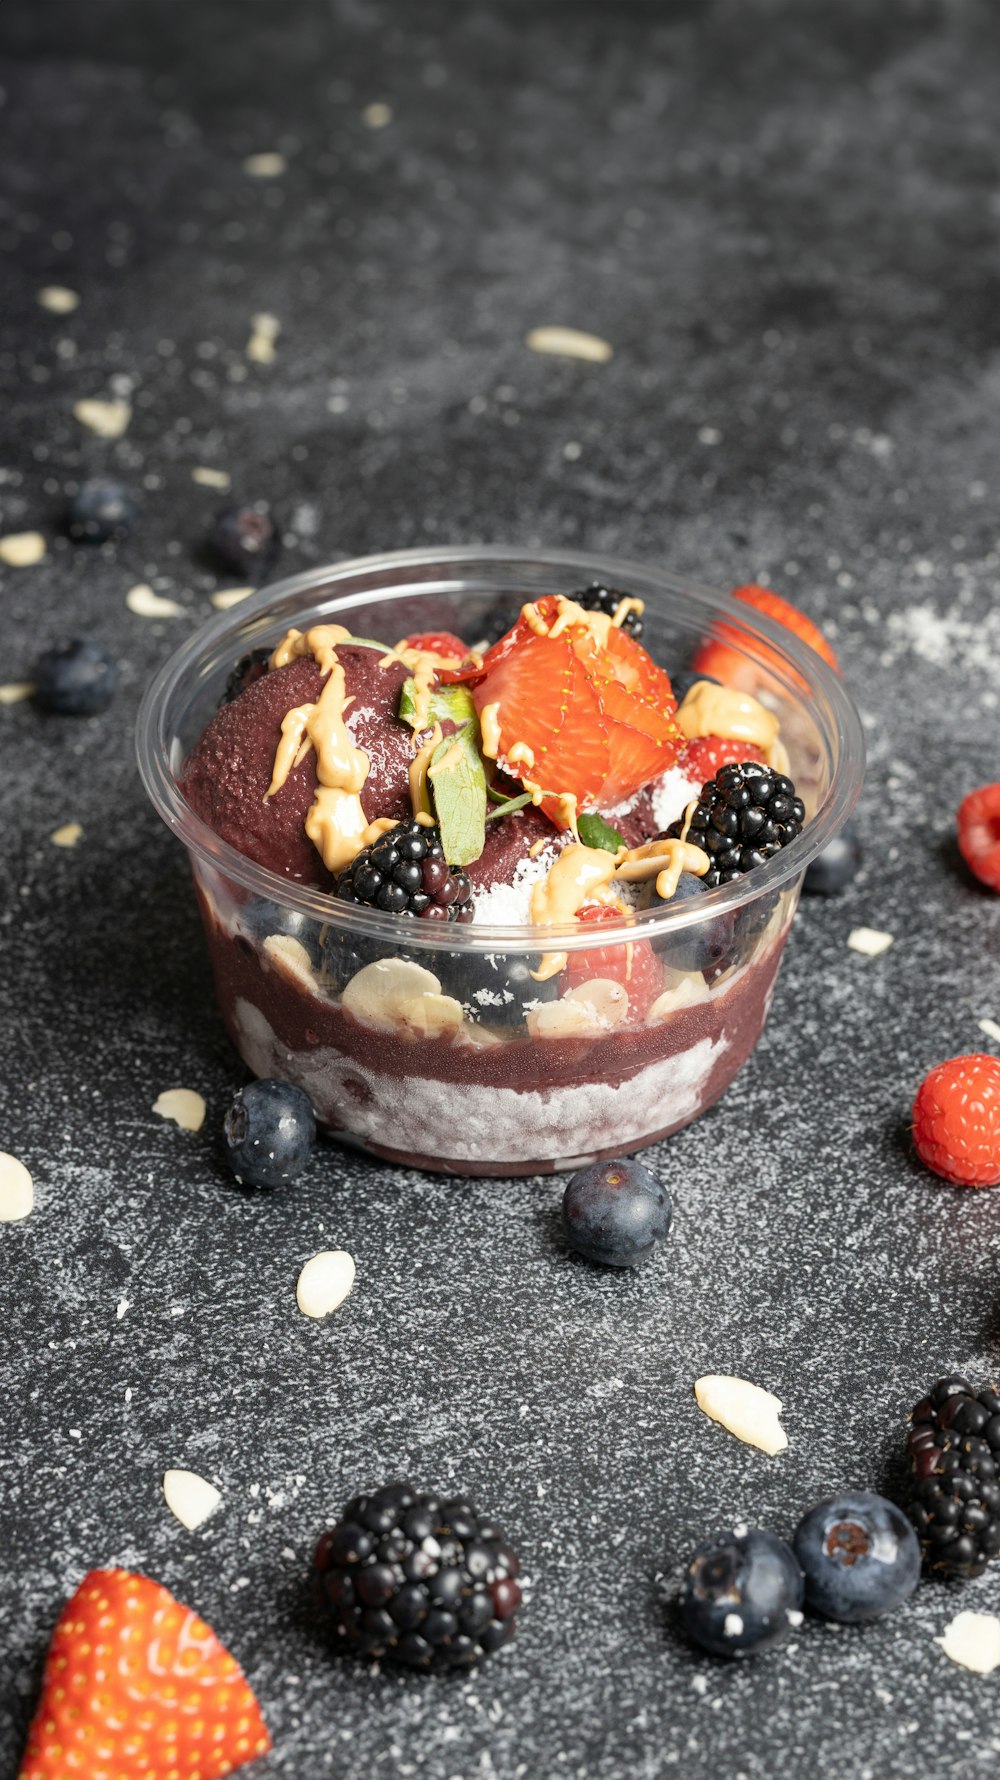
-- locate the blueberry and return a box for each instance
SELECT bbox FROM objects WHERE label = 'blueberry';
[802,819,863,896]
[562,1158,672,1268]
[681,1528,804,1658]
[67,477,137,543]
[208,504,281,580]
[670,668,720,706]
[33,638,118,715]
[792,1491,921,1623]
[457,952,559,1027]
[640,870,735,975]
[222,1078,316,1187]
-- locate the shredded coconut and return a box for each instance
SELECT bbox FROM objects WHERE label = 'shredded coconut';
[471,845,560,924]
[649,767,702,834]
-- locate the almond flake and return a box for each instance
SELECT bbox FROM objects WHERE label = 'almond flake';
[163,1468,223,1531]
[73,396,131,438]
[191,466,232,490]
[38,285,80,314]
[243,151,287,177]
[210,586,253,610]
[247,312,280,364]
[296,1249,356,1320]
[0,681,34,703]
[694,1374,788,1456]
[0,532,46,567]
[936,1611,1000,1675]
[126,583,184,619]
[50,823,82,848]
[977,1017,1000,1044]
[846,926,894,957]
[525,326,613,363]
[0,1151,33,1221]
[362,102,393,129]
[152,1088,206,1132]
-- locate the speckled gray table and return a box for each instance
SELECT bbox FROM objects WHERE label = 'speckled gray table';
[2,3,1000,1775]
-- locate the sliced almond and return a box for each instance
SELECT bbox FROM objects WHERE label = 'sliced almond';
[847,926,894,957]
[296,1249,356,1319]
[0,532,46,567]
[50,822,83,848]
[243,151,287,177]
[0,681,34,704]
[936,1610,1000,1675]
[192,466,232,490]
[0,1152,33,1221]
[525,326,613,363]
[263,933,317,994]
[647,973,712,1022]
[694,1375,788,1456]
[342,958,463,1040]
[527,979,629,1039]
[73,396,131,438]
[126,583,184,619]
[163,1468,222,1531]
[152,1088,206,1132]
[210,586,253,610]
[564,978,630,1025]
[38,285,79,314]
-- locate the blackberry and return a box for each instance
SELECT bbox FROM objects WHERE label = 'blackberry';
[666,761,805,888]
[223,646,271,703]
[907,1376,1000,1577]
[314,1482,521,1671]
[333,819,474,922]
[573,582,644,639]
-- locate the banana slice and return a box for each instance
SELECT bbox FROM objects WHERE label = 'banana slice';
[341,957,464,1040]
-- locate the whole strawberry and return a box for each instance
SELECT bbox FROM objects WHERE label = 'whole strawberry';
[19,1569,270,1780]
[912,1054,1000,1188]
[957,782,1000,893]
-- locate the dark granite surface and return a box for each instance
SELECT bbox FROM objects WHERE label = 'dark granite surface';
[2,2,1000,1775]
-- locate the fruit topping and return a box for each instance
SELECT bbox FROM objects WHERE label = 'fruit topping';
[803,818,863,896]
[398,630,470,661]
[33,638,118,715]
[691,582,839,686]
[332,817,474,920]
[911,1054,1000,1187]
[637,870,735,975]
[66,476,137,543]
[18,1568,270,1779]
[208,503,281,580]
[223,646,272,703]
[680,1528,803,1659]
[457,952,559,1026]
[957,782,1000,893]
[561,903,663,1019]
[679,734,769,781]
[222,1078,317,1187]
[313,1482,521,1670]
[561,1156,672,1267]
[792,1491,920,1622]
[572,581,644,638]
[907,1375,1000,1576]
[666,761,805,887]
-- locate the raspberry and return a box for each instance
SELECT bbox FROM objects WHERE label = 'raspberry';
[957,783,1000,892]
[679,735,768,781]
[562,903,663,1019]
[911,1054,1000,1188]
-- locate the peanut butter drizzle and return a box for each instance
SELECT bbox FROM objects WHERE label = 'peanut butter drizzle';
[479,701,502,760]
[269,623,354,674]
[613,837,711,903]
[675,680,786,770]
[611,596,645,628]
[529,843,620,981]
[408,722,442,820]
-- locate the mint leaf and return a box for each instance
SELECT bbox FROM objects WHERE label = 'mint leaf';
[398,677,477,732]
[485,792,533,821]
[428,721,487,865]
[344,635,394,651]
[577,812,625,853]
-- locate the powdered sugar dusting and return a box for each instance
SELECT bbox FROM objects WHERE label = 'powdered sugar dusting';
[884,600,1000,672]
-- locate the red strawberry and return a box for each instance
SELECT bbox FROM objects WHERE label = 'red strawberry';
[19,1569,270,1780]
[957,782,1000,892]
[562,902,663,1020]
[911,1054,1000,1188]
[398,630,470,662]
[679,734,769,781]
[692,583,839,688]
[472,632,611,820]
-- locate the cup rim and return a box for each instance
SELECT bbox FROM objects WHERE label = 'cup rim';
[136,543,865,954]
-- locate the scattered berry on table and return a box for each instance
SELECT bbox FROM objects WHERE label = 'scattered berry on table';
[18,1567,269,1780]
[911,1053,1000,1188]
[66,476,137,542]
[562,1156,672,1267]
[222,1078,317,1187]
[208,503,281,580]
[681,1527,804,1658]
[679,734,769,781]
[907,1375,1000,1577]
[572,581,644,638]
[792,1490,921,1622]
[223,646,272,703]
[803,818,862,896]
[314,1482,521,1670]
[33,638,118,714]
[666,761,805,888]
[957,782,1000,892]
[560,903,663,1019]
[332,818,474,921]
[691,583,840,684]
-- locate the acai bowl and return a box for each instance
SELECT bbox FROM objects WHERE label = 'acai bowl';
[136,546,864,1176]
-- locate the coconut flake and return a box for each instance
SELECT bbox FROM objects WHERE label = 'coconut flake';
[847,927,894,957]
[163,1468,222,1530]
[0,681,34,704]
[471,845,559,924]
[0,532,46,567]
[191,465,232,490]
[152,1088,206,1132]
[648,766,703,834]
[936,1611,1000,1675]
[0,1152,33,1221]
[50,823,82,848]
[243,151,287,177]
[73,397,131,438]
[694,1375,788,1455]
[38,285,79,314]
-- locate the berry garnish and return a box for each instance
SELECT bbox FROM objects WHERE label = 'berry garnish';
[66,476,137,543]
[223,1079,317,1188]
[223,646,272,703]
[792,1491,920,1622]
[572,581,644,638]
[458,952,558,1026]
[907,1376,1000,1576]
[32,638,118,715]
[561,902,663,1019]
[18,1568,270,1780]
[314,1482,521,1670]
[911,1054,1000,1187]
[208,503,281,580]
[679,734,769,781]
[398,630,470,660]
[562,1156,672,1267]
[802,819,862,896]
[637,869,735,975]
[666,761,805,888]
[691,583,839,686]
[333,818,474,920]
[957,782,1000,892]
[680,1528,803,1659]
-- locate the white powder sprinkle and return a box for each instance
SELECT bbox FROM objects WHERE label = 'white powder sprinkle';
[471,846,559,924]
[648,767,703,834]
[723,1613,744,1638]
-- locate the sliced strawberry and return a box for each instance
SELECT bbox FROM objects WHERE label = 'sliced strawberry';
[19,1568,270,1780]
[679,734,769,781]
[472,631,611,821]
[562,902,662,1020]
[957,782,1000,892]
[399,630,470,662]
[692,583,840,688]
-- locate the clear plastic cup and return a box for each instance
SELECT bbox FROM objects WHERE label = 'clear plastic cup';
[136,546,864,1176]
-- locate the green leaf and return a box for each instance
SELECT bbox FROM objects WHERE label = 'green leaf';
[428,721,488,865]
[485,791,533,821]
[398,677,477,732]
[344,635,394,652]
[577,811,625,853]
